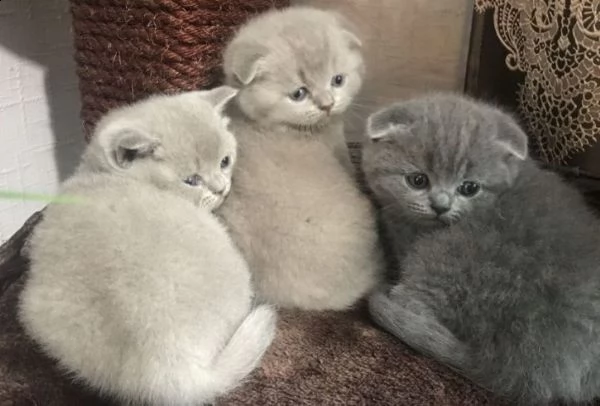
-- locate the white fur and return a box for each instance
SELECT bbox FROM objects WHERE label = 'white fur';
[219,7,382,310]
[19,89,276,405]
[223,7,365,131]
[220,124,382,310]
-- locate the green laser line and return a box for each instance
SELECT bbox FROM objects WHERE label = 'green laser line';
[0,190,83,204]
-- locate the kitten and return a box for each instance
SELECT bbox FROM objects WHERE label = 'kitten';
[18,88,277,406]
[217,7,382,310]
[362,93,600,405]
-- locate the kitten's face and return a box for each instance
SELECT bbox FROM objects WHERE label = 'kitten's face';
[140,116,237,211]
[87,88,238,211]
[224,8,364,129]
[362,94,528,227]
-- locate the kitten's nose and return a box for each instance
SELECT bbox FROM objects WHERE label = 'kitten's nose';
[207,176,228,195]
[318,102,334,113]
[430,193,452,215]
[210,184,227,195]
[431,203,451,215]
[315,92,335,114]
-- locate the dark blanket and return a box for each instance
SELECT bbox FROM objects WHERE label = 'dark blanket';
[0,212,502,406]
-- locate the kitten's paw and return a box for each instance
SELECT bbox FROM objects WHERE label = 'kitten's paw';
[368,289,395,320]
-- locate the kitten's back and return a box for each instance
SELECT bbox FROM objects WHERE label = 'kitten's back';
[21,174,275,405]
[19,88,276,405]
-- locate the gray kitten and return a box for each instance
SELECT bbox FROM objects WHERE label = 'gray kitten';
[362,93,600,405]
[19,88,276,406]
[217,7,382,310]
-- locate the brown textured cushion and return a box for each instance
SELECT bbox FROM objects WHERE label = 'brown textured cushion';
[0,212,503,406]
[221,307,502,406]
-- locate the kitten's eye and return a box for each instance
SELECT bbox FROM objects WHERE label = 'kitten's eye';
[331,74,345,87]
[183,174,202,187]
[290,87,308,101]
[220,156,231,169]
[405,173,429,190]
[457,181,481,197]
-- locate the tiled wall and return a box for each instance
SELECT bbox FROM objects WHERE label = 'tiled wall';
[0,0,84,242]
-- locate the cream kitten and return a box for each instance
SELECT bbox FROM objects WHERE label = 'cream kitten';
[218,7,382,310]
[19,88,276,406]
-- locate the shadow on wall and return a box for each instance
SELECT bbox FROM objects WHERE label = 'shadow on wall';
[0,0,85,183]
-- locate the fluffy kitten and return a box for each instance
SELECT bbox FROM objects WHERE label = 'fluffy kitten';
[19,88,276,406]
[363,93,600,405]
[217,7,382,310]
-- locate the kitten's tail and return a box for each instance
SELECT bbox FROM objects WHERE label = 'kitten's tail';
[132,304,277,406]
[210,304,277,392]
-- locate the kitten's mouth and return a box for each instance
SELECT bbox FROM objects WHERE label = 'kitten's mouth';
[420,213,454,227]
[437,217,451,226]
[198,190,229,211]
[290,120,328,133]
[288,111,340,133]
[436,214,458,226]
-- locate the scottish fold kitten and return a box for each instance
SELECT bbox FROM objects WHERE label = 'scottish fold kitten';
[363,93,600,405]
[19,88,276,406]
[217,7,382,310]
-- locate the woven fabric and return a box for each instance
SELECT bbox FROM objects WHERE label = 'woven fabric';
[70,0,289,139]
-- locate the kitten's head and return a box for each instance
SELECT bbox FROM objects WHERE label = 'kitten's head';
[362,93,528,226]
[82,86,238,210]
[223,7,364,129]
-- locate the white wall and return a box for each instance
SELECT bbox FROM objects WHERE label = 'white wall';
[0,0,84,243]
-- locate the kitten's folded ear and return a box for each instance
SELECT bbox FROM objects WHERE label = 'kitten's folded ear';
[495,111,528,160]
[366,104,414,142]
[223,42,265,86]
[198,86,239,113]
[107,129,162,169]
[333,12,363,49]
[342,29,362,50]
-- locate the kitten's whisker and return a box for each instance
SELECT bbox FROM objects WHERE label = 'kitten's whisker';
[349,101,379,110]
[380,203,401,212]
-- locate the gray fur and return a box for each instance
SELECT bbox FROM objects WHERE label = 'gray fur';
[19,88,276,406]
[363,93,600,405]
[223,6,364,126]
[218,7,382,310]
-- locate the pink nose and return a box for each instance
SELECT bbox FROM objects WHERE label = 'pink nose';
[319,102,333,113]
